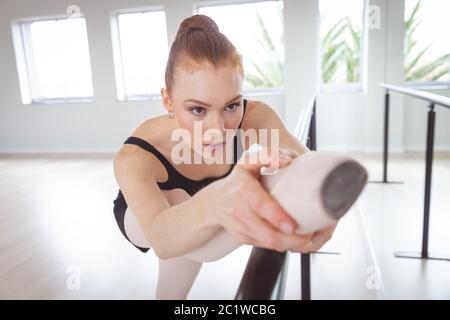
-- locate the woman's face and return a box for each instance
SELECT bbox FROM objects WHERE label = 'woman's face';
[162,62,244,158]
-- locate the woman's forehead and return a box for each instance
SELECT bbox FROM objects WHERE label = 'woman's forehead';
[173,65,243,103]
[175,63,240,82]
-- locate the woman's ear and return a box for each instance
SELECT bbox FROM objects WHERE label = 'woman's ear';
[160,88,172,112]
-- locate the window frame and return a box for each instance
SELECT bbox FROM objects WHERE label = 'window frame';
[193,0,286,95]
[403,0,450,87]
[10,14,95,105]
[109,5,168,102]
[318,0,367,93]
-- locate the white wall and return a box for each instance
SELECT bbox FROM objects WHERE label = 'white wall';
[284,0,319,132]
[403,88,450,151]
[317,91,365,152]
[0,0,449,153]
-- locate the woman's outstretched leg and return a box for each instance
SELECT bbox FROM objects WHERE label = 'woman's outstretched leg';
[156,256,202,299]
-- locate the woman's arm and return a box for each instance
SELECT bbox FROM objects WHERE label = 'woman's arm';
[114,145,304,260]
[113,149,221,259]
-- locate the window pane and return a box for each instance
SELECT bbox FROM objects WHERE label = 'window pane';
[404,0,450,82]
[319,0,364,84]
[116,11,168,98]
[198,1,284,90]
[28,18,93,100]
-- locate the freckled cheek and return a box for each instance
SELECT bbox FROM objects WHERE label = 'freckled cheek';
[175,112,195,131]
[174,114,200,144]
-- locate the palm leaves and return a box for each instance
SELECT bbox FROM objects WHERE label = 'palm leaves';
[245,2,284,89]
[321,17,361,84]
[404,0,449,81]
[320,0,449,84]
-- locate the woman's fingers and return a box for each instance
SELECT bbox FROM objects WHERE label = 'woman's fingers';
[239,178,297,235]
[237,146,294,177]
[237,146,277,177]
[234,205,287,250]
[234,202,314,252]
[227,145,338,253]
[260,148,298,175]
[296,223,337,253]
[280,147,299,160]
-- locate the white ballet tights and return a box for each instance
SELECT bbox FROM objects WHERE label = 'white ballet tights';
[155,256,203,299]
[123,188,212,300]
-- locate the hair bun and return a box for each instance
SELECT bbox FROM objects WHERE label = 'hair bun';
[175,14,220,40]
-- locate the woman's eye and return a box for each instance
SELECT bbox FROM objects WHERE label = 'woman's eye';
[226,103,240,112]
[190,107,205,116]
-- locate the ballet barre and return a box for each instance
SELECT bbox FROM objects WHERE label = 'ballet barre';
[378,83,450,261]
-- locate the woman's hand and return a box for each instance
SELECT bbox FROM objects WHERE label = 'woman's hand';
[204,147,310,253]
[207,146,337,253]
[294,223,337,253]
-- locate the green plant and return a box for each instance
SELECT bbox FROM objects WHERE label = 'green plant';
[404,0,449,81]
[245,2,284,89]
[321,0,449,83]
[321,17,361,84]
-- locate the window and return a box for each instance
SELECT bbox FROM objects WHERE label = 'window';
[111,9,169,101]
[404,0,450,83]
[319,0,365,86]
[197,0,284,92]
[11,17,94,104]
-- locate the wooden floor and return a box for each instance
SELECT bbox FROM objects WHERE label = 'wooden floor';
[0,151,449,299]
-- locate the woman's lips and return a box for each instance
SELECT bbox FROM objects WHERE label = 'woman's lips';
[203,141,226,150]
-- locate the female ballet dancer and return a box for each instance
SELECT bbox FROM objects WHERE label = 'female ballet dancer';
[112,14,367,299]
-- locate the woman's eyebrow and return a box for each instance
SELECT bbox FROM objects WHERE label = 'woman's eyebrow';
[184,94,242,107]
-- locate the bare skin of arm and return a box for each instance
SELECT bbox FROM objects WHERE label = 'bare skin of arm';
[114,143,305,260]
[114,147,221,259]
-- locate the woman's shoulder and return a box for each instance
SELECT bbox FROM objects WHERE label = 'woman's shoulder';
[114,115,171,182]
[244,99,265,110]
[119,114,170,152]
[132,115,169,141]
[241,99,278,130]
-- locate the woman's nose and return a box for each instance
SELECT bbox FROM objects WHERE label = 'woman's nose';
[206,114,226,133]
